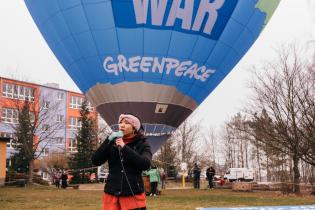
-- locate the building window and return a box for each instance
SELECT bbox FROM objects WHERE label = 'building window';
[57,92,64,100]
[18,86,25,100]
[43,101,49,109]
[2,83,35,101]
[69,138,77,153]
[42,148,49,156]
[70,96,83,109]
[1,132,15,148]
[55,137,63,145]
[1,108,18,124]
[1,108,35,124]
[2,83,13,98]
[25,87,35,101]
[69,117,81,130]
[56,115,63,122]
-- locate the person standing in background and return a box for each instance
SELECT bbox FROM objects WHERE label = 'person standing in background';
[54,170,61,189]
[192,163,201,189]
[160,169,166,190]
[144,166,160,196]
[61,171,68,189]
[206,166,216,189]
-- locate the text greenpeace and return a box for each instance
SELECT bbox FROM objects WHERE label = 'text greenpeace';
[113,0,238,40]
[103,55,215,82]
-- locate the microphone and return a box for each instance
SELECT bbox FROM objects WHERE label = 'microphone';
[108,131,124,142]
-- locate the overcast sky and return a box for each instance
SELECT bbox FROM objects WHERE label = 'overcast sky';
[0,0,314,128]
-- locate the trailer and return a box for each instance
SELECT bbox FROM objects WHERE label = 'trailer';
[224,168,254,182]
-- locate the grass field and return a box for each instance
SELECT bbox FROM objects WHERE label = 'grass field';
[0,185,314,210]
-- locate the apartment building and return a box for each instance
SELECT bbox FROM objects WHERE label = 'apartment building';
[0,77,98,161]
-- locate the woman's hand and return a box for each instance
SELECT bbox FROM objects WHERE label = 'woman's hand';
[115,138,125,148]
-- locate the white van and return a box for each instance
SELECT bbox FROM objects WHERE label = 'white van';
[224,168,254,182]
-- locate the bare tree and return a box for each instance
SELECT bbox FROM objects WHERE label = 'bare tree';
[224,113,252,168]
[35,153,69,178]
[6,92,63,183]
[297,62,315,165]
[173,117,202,173]
[246,44,315,193]
[201,126,217,167]
[221,125,235,168]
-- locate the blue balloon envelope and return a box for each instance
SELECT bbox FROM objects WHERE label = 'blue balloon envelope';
[25,0,280,152]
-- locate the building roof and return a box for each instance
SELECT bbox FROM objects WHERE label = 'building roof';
[0,137,10,142]
[0,76,82,94]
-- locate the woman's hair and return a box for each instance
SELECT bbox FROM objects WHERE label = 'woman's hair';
[135,122,145,138]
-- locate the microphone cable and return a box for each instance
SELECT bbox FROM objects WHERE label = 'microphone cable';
[118,147,142,210]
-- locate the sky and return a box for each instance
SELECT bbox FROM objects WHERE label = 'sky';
[0,0,314,128]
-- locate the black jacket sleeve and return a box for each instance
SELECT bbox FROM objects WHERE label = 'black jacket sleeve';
[91,137,112,166]
[121,141,152,171]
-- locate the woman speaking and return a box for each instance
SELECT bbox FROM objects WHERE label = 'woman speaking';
[92,114,152,210]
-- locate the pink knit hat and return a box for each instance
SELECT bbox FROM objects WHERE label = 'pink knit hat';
[118,114,141,131]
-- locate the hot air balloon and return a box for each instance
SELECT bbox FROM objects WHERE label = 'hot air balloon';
[24,0,280,153]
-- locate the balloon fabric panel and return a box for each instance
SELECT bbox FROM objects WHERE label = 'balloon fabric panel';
[25,0,277,103]
[25,0,281,152]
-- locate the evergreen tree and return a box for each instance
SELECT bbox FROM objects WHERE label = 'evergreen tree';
[154,138,177,177]
[11,101,35,176]
[70,100,97,183]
